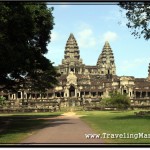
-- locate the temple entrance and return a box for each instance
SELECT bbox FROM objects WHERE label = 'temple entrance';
[69,86,75,97]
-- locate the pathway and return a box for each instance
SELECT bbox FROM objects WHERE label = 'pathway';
[21,112,103,144]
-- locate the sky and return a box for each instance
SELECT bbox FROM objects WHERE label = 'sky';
[46,3,150,78]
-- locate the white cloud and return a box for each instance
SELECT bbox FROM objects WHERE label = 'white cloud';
[77,22,90,30]
[77,25,97,48]
[102,31,118,42]
[78,28,92,37]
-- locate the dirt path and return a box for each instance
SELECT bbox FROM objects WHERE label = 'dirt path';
[21,112,103,144]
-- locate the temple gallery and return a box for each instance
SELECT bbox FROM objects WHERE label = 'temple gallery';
[1,33,150,109]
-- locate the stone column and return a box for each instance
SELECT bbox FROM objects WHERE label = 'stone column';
[8,94,11,100]
[80,68,81,74]
[67,89,69,97]
[24,93,27,99]
[53,92,55,98]
[75,89,77,97]
[52,92,54,98]
[89,92,91,97]
[64,92,66,98]
[78,91,81,97]
[15,93,18,99]
[29,93,31,99]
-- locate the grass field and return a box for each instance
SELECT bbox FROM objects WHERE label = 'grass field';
[0,109,150,144]
[0,112,62,143]
[77,110,150,144]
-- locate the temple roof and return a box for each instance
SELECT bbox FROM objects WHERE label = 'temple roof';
[62,33,83,66]
[97,41,115,66]
[148,63,150,74]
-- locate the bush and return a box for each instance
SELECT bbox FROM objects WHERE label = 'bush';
[0,96,6,106]
[101,91,131,110]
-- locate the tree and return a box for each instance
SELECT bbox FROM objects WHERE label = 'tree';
[100,97,112,109]
[110,91,131,110]
[0,2,59,92]
[0,96,6,107]
[101,92,130,110]
[119,2,150,40]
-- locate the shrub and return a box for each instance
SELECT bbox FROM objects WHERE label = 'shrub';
[101,91,131,110]
[0,96,6,106]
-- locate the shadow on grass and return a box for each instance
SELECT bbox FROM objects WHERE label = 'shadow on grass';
[112,115,150,120]
[0,114,74,143]
[109,111,126,113]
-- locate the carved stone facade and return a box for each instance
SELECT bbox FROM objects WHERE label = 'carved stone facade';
[97,41,116,76]
[2,33,150,109]
[59,33,84,75]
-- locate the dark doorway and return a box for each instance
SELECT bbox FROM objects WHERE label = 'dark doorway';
[71,68,74,72]
[17,92,21,99]
[69,86,75,97]
[123,90,127,94]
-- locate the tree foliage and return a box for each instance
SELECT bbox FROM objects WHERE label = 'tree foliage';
[110,91,131,110]
[101,91,131,110]
[100,97,112,109]
[0,2,59,92]
[0,96,6,106]
[119,2,150,40]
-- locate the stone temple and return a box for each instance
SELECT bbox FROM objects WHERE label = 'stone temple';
[1,33,150,109]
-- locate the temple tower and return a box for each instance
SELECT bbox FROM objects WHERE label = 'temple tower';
[59,33,84,74]
[148,63,150,77]
[97,41,116,77]
[148,63,150,80]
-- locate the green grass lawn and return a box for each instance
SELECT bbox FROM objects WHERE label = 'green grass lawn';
[0,112,62,144]
[1,109,150,144]
[77,110,150,144]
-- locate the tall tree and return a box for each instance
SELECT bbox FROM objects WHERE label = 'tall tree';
[0,2,59,92]
[119,2,150,40]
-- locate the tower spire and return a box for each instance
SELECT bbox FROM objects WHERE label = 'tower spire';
[60,33,83,74]
[97,41,116,76]
[63,33,82,63]
[148,63,150,80]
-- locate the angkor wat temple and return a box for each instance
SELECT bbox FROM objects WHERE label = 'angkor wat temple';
[1,33,150,109]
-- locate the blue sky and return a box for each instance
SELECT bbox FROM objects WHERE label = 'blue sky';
[46,3,150,78]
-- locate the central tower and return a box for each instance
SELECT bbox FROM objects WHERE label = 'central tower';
[97,41,116,77]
